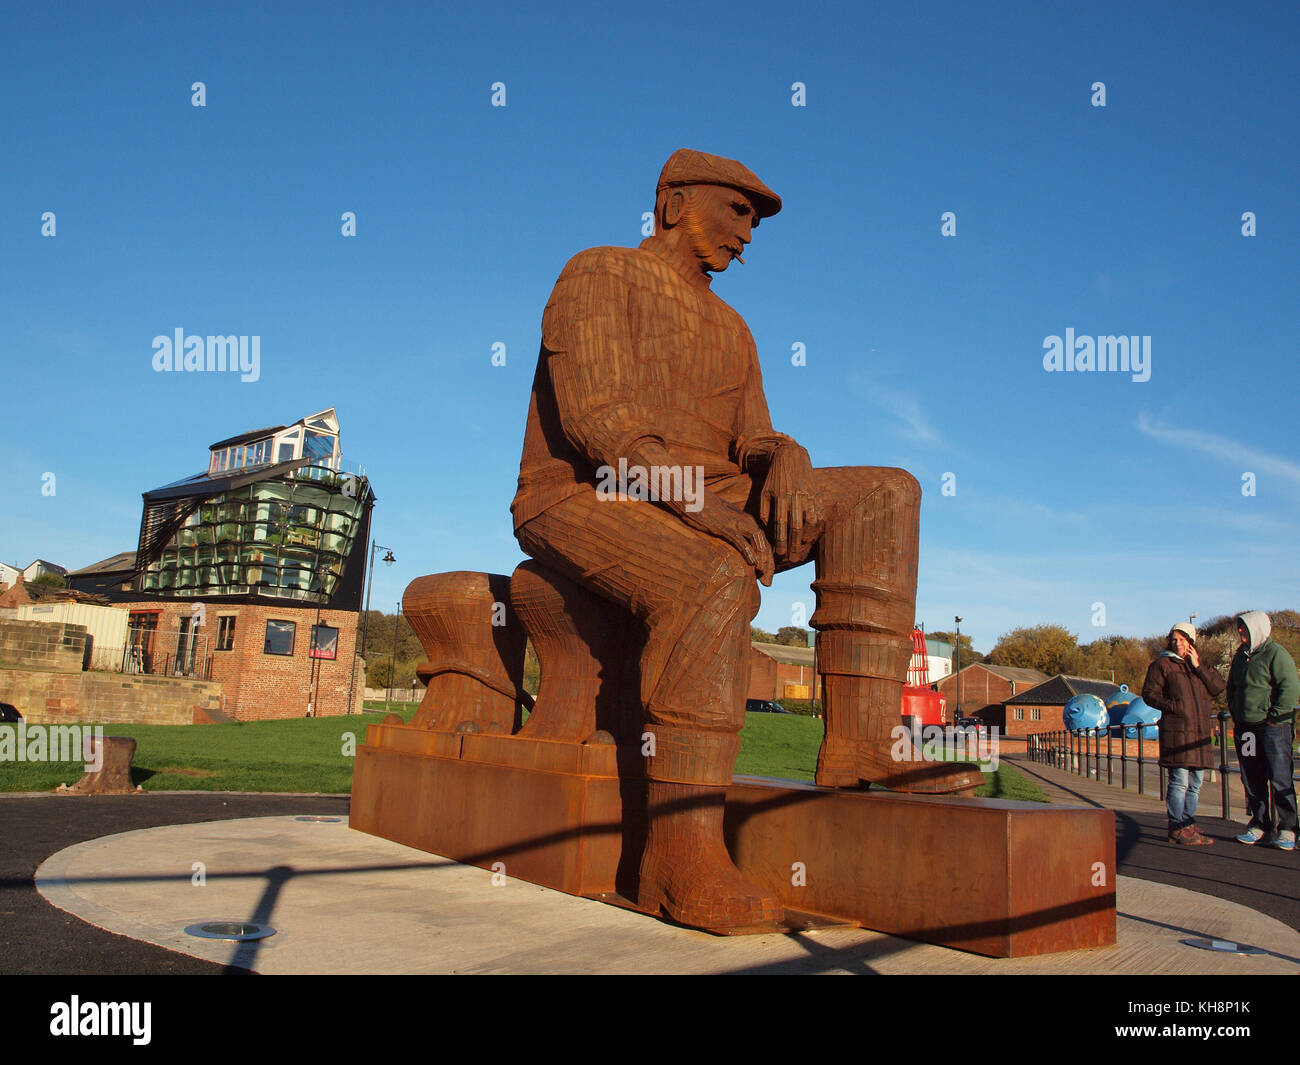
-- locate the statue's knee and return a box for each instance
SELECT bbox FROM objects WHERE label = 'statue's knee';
[881,467,921,506]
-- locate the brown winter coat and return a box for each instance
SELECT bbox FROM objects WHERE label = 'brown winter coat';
[1141,653,1227,769]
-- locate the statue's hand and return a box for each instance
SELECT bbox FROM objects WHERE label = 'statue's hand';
[681,496,775,586]
[759,442,822,556]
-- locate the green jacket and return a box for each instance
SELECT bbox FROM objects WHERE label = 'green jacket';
[1227,612,1300,726]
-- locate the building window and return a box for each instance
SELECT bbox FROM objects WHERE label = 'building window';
[1013,707,1024,721]
[1030,708,1041,721]
[310,624,338,660]
[264,620,296,656]
[217,616,236,651]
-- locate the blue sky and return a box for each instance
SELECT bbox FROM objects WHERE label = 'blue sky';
[1,1,1296,653]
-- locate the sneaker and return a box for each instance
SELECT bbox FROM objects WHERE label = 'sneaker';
[1172,825,1213,846]
[1272,830,1296,851]
[1236,827,1265,845]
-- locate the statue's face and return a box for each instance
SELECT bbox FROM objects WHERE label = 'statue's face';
[679,184,757,274]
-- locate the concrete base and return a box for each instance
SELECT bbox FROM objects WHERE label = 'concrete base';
[351,723,1117,957]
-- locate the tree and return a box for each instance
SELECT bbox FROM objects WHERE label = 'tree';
[750,625,776,644]
[987,624,1081,676]
[1075,635,1152,691]
[774,626,810,647]
[31,572,67,589]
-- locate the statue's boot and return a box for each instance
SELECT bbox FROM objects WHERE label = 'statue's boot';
[637,729,783,934]
[815,632,981,794]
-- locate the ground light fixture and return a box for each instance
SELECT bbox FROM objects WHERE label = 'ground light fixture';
[184,922,276,942]
[1180,938,1267,956]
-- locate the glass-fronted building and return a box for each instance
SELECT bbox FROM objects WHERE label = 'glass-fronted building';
[133,408,373,609]
[67,409,376,719]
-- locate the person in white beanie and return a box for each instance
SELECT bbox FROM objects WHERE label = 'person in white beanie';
[1142,622,1226,845]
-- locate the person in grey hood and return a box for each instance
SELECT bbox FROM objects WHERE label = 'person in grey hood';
[1142,622,1226,845]
[1227,611,1299,850]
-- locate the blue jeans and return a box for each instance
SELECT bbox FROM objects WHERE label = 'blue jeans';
[1166,767,1204,828]
[1235,721,1298,834]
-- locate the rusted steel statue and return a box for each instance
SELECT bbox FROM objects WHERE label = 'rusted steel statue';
[505,148,979,932]
[353,149,1116,954]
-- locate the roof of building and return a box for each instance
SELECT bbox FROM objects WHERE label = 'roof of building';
[964,663,1053,684]
[68,552,138,577]
[25,559,68,575]
[144,456,312,502]
[209,424,288,451]
[1005,674,1120,705]
[752,641,815,666]
[0,581,110,607]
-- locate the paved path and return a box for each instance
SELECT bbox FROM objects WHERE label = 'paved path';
[30,813,1300,975]
[1004,753,1299,936]
[0,792,347,974]
[3,758,1297,974]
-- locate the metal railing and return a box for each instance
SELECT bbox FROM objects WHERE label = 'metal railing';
[1026,712,1241,816]
[119,629,213,681]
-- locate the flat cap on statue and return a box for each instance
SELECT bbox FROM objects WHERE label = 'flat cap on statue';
[656,148,782,219]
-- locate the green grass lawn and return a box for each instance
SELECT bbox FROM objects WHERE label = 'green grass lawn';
[0,705,417,793]
[1,706,1048,801]
[735,713,1049,801]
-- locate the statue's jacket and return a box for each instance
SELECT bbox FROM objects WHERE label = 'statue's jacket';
[512,242,789,531]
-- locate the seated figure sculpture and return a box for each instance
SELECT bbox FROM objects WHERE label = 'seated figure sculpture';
[505,149,981,933]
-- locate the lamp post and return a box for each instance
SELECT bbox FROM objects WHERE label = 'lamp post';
[954,616,963,718]
[361,542,396,659]
[386,601,401,711]
[306,561,329,717]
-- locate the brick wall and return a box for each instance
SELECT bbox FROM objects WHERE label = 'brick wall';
[117,600,363,720]
[1001,702,1064,737]
[937,666,1019,719]
[747,648,778,700]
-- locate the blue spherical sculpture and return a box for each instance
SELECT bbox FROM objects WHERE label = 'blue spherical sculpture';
[1063,692,1108,731]
[1106,684,1137,711]
[1118,696,1160,740]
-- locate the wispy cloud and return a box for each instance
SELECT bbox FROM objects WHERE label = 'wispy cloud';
[849,362,943,447]
[1136,412,1300,488]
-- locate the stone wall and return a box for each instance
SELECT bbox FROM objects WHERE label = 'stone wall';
[0,619,87,674]
[0,618,222,725]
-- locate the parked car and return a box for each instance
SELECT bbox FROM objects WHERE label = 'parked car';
[745,699,791,714]
[0,703,22,723]
[955,716,986,734]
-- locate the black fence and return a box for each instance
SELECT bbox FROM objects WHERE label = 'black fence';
[1027,711,1241,817]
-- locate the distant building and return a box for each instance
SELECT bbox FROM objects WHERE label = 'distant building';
[22,559,68,584]
[0,560,67,591]
[920,636,954,682]
[936,663,1051,722]
[749,642,816,702]
[67,408,376,720]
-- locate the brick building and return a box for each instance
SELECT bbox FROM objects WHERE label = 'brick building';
[67,408,375,720]
[748,642,816,701]
[936,663,1050,723]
